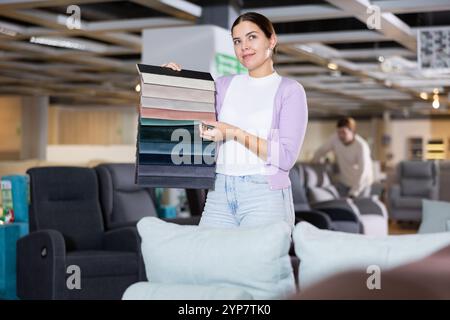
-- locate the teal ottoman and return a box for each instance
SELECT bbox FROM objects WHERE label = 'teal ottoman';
[0,223,28,299]
[0,175,29,300]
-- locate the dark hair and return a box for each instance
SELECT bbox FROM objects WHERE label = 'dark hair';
[337,117,356,132]
[231,12,277,55]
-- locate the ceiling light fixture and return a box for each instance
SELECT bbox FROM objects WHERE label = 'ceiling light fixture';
[432,99,440,109]
[432,93,440,109]
[419,92,428,100]
[330,70,341,77]
[298,45,313,53]
[327,62,338,70]
[0,26,17,37]
[30,36,87,50]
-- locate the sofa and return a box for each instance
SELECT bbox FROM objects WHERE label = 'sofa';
[293,243,450,299]
[122,218,450,300]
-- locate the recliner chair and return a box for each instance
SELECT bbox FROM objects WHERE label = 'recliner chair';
[95,163,201,229]
[298,163,388,236]
[438,160,450,202]
[388,160,439,222]
[17,167,144,300]
[289,165,362,233]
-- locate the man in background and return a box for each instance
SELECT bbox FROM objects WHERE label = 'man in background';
[312,117,373,198]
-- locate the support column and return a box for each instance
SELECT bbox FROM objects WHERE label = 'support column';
[21,96,49,160]
[198,0,242,29]
[381,111,393,168]
[370,116,380,161]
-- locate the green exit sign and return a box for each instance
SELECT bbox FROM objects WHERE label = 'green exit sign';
[215,53,247,76]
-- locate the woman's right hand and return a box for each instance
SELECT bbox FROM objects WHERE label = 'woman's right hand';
[161,62,181,71]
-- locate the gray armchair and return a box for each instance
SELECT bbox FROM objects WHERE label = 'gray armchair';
[438,160,450,202]
[95,163,201,229]
[388,161,439,222]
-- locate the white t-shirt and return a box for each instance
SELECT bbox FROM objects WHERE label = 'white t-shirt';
[216,71,282,176]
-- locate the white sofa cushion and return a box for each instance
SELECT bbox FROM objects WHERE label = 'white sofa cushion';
[293,221,450,290]
[122,282,253,300]
[418,199,450,234]
[137,217,295,300]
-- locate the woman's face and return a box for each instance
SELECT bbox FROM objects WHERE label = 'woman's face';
[232,20,276,71]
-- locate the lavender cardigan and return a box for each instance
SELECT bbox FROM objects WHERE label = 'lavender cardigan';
[214,75,308,190]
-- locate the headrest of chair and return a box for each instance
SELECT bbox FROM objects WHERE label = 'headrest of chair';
[97,163,141,192]
[401,161,435,179]
[303,164,328,188]
[27,166,98,201]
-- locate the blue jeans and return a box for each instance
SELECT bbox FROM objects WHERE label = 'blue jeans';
[199,174,295,229]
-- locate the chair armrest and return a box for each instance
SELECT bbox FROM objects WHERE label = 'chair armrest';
[353,197,389,218]
[311,198,361,217]
[108,216,201,229]
[103,227,141,252]
[103,227,146,281]
[370,182,384,197]
[107,220,140,229]
[316,207,360,222]
[429,185,440,200]
[16,230,66,300]
[161,216,201,225]
[295,210,333,230]
[388,184,401,205]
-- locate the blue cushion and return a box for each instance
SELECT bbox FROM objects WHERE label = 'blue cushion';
[418,200,450,234]
[122,282,253,300]
[137,217,295,300]
[293,221,450,290]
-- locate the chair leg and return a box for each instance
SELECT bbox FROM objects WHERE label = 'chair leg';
[186,189,206,216]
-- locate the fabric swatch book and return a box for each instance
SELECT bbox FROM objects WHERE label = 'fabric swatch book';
[135,63,217,189]
[136,63,215,91]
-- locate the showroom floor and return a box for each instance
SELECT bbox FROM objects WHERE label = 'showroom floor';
[388,220,420,235]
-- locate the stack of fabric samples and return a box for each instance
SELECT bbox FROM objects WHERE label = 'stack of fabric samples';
[135,64,217,189]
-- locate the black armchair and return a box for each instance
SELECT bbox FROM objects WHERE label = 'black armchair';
[289,164,362,233]
[17,167,144,300]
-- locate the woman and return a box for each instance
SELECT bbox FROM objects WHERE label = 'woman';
[162,12,308,229]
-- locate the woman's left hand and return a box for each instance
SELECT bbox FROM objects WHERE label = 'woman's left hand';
[199,120,240,142]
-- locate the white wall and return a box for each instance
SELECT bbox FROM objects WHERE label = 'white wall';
[46,145,135,164]
[300,118,450,165]
[389,119,450,164]
[389,119,432,164]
